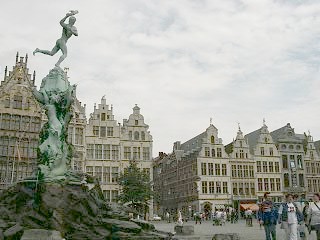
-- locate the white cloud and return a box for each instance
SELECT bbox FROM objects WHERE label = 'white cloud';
[1,0,320,155]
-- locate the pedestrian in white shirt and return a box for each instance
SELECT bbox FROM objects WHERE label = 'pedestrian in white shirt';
[307,193,320,240]
[278,193,303,240]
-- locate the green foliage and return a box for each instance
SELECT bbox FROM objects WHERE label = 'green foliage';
[118,161,153,208]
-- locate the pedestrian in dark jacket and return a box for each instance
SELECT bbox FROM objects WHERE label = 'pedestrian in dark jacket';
[258,192,278,240]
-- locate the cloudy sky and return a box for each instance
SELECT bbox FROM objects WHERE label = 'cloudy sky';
[1,0,320,156]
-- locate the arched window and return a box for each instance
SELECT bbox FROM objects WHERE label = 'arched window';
[134,131,139,140]
[211,136,215,144]
[284,173,290,187]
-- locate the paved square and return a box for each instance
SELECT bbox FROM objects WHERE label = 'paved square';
[152,219,318,240]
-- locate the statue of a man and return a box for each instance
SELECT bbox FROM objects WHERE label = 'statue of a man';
[33,10,79,67]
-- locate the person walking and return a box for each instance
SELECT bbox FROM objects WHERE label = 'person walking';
[258,192,278,240]
[278,193,303,240]
[307,193,320,239]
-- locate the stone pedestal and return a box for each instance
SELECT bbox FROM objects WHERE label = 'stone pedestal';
[174,225,194,235]
[21,229,64,240]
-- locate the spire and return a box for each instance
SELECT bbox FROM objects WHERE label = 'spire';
[210,117,213,125]
[263,118,266,126]
[101,95,106,105]
[133,104,140,114]
[236,122,243,139]
[33,70,36,81]
[16,52,19,63]
[4,66,7,80]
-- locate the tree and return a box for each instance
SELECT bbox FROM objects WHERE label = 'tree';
[118,161,153,218]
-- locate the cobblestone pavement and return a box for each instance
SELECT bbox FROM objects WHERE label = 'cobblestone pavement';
[152,219,318,240]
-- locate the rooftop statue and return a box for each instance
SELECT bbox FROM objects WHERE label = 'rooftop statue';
[33,10,79,67]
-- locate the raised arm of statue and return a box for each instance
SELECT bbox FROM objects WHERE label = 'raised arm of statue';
[32,88,45,105]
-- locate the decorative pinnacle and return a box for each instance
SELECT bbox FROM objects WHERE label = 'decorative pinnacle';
[210,117,212,125]
[263,118,266,126]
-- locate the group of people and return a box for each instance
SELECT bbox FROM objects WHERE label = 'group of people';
[258,192,320,240]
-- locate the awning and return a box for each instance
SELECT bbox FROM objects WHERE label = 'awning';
[240,204,259,211]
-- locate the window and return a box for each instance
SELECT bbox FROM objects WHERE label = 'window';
[103,190,111,201]
[208,163,214,175]
[270,178,275,191]
[202,181,208,194]
[263,161,268,172]
[67,127,73,144]
[201,162,207,175]
[269,147,274,156]
[103,144,111,159]
[141,132,145,141]
[112,145,119,160]
[143,147,150,160]
[249,166,254,178]
[216,182,221,193]
[257,161,261,172]
[111,190,118,202]
[260,147,265,156]
[124,147,131,159]
[111,167,118,183]
[95,166,102,182]
[100,126,106,137]
[135,120,138,125]
[31,117,41,132]
[211,136,215,144]
[134,131,139,140]
[217,148,222,158]
[209,181,214,193]
[299,174,304,187]
[211,149,215,157]
[215,164,220,175]
[238,165,243,178]
[245,182,250,195]
[103,167,110,183]
[269,162,274,173]
[244,165,249,178]
[264,178,269,191]
[132,147,140,160]
[239,183,243,195]
[95,144,102,159]
[93,126,99,136]
[275,162,280,172]
[75,127,83,145]
[258,178,263,191]
[223,182,228,193]
[250,182,255,195]
[284,173,290,187]
[205,147,210,157]
[21,116,30,131]
[232,165,237,178]
[282,155,288,169]
[129,131,132,140]
[222,164,227,176]
[12,95,22,109]
[297,155,303,169]
[107,127,113,137]
[86,166,93,176]
[233,183,238,195]
[240,149,244,158]
[86,144,94,159]
[276,178,281,191]
[101,113,106,121]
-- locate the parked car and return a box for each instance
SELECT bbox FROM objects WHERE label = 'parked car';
[152,214,162,221]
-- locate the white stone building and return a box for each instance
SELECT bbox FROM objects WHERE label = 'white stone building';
[85,98,153,215]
